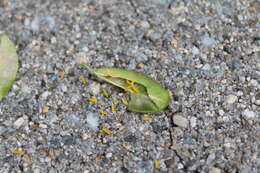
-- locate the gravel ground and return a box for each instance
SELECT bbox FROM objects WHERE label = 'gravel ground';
[0,0,259,172]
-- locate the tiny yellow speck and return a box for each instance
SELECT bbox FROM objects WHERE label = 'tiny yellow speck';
[111,102,115,113]
[87,97,97,104]
[102,128,111,134]
[121,97,128,105]
[99,109,108,115]
[142,117,153,121]
[12,149,24,155]
[154,159,159,168]
[102,88,109,97]
[79,75,87,85]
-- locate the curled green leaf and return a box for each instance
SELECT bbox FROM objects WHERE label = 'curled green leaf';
[0,34,19,100]
[81,64,170,113]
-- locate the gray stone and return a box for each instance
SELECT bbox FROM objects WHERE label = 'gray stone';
[192,46,200,55]
[202,37,216,46]
[202,64,211,71]
[63,135,76,145]
[227,59,242,70]
[140,21,150,29]
[173,114,189,128]
[0,125,8,135]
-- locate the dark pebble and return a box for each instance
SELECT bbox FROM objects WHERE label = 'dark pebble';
[63,135,76,145]
[124,134,137,143]
[227,59,242,70]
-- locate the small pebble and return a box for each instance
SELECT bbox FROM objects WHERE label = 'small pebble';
[140,21,150,29]
[63,135,76,145]
[226,95,237,104]
[190,117,197,128]
[202,36,215,46]
[33,168,41,173]
[86,113,99,130]
[173,114,189,128]
[50,136,60,145]
[250,79,258,87]
[148,32,162,42]
[60,84,67,92]
[68,113,80,122]
[227,59,242,70]
[237,91,243,96]
[106,152,113,158]
[0,125,8,135]
[89,82,100,95]
[209,167,221,173]
[41,91,50,100]
[192,46,200,55]
[14,117,25,128]
[39,123,47,129]
[202,64,211,71]
[175,54,183,61]
[242,109,256,120]
[218,110,225,116]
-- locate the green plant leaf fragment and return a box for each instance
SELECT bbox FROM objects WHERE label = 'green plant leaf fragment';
[81,64,170,113]
[0,34,19,100]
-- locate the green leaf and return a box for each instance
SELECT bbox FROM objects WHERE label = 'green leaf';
[81,64,170,113]
[0,34,19,100]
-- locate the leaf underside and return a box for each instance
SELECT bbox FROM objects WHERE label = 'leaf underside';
[0,34,18,100]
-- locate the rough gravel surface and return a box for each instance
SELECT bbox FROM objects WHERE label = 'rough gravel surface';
[0,0,259,173]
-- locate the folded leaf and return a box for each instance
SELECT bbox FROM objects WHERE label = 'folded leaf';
[81,64,170,113]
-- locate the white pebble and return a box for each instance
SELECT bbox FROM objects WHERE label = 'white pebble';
[86,113,99,130]
[14,117,25,128]
[237,91,243,96]
[192,46,200,55]
[243,109,256,119]
[190,117,197,128]
[250,79,258,87]
[51,37,57,44]
[33,168,41,173]
[41,91,50,100]
[106,152,113,158]
[82,133,90,140]
[39,123,47,129]
[226,95,237,104]
[218,110,225,116]
[89,82,100,95]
